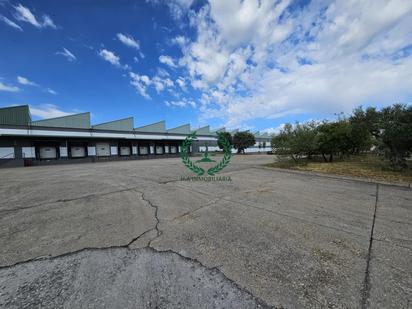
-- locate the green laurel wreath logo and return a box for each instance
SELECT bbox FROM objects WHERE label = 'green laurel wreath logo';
[207,132,231,176]
[181,131,205,175]
[181,131,231,176]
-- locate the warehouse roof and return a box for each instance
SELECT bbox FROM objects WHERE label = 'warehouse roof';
[212,127,226,133]
[32,112,91,129]
[135,120,166,133]
[93,117,134,131]
[167,124,191,134]
[195,125,211,135]
[0,105,31,126]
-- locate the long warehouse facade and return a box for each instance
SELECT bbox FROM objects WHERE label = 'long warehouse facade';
[0,105,272,167]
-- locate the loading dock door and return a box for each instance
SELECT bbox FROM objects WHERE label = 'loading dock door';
[120,146,131,156]
[139,146,148,155]
[156,146,164,154]
[39,146,57,159]
[71,146,86,158]
[96,143,110,157]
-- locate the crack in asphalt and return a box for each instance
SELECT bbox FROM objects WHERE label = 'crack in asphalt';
[371,237,412,251]
[0,246,274,309]
[0,187,274,309]
[361,183,379,309]
[0,186,142,215]
[0,175,183,216]
[134,190,162,247]
[172,184,367,238]
[166,197,223,223]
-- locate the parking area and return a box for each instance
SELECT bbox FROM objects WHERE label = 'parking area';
[0,154,411,308]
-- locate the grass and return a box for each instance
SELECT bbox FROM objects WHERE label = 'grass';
[267,154,412,184]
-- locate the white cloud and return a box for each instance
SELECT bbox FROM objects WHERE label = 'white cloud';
[159,55,177,68]
[129,72,152,99]
[42,14,56,29]
[166,97,196,108]
[16,76,57,94]
[117,33,140,49]
[46,88,57,95]
[30,104,72,119]
[17,76,37,86]
[162,0,194,20]
[14,4,57,29]
[174,0,412,127]
[0,82,20,92]
[176,76,186,91]
[129,71,174,99]
[56,47,76,62]
[172,35,188,47]
[153,76,173,92]
[157,68,170,77]
[261,124,285,135]
[99,49,125,68]
[0,15,22,31]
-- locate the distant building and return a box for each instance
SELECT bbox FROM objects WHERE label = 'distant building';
[0,105,272,167]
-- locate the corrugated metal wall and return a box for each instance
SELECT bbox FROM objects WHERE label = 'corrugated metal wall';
[31,112,91,128]
[0,105,31,125]
[93,117,134,131]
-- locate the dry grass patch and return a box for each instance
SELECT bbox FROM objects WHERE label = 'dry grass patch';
[267,155,412,184]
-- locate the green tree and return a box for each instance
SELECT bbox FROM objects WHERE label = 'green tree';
[348,107,375,154]
[271,122,318,162]
[379,104,412,169]
[351,104,412,169]
[233,131,256,153]
[271,103,412,168]
[351,106,381,138]
[217,132,232,150]
[271,124,293,160]
[316,121,352,162]
[292,122,319,159]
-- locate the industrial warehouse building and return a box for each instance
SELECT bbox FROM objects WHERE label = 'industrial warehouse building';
[0,105,272,167]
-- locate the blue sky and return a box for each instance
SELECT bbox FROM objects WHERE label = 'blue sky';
[1,0,411,133]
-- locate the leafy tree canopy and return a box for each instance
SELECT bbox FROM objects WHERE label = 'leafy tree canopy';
[217,132,232,150]
[233,131,256,153]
